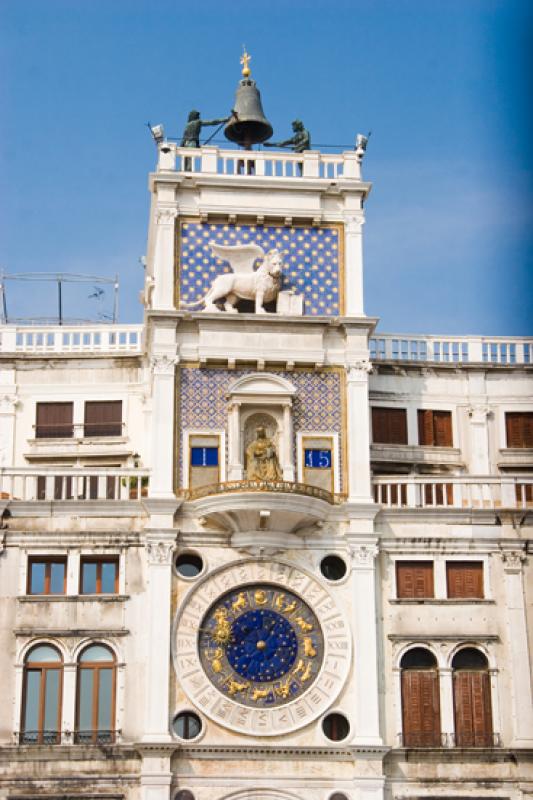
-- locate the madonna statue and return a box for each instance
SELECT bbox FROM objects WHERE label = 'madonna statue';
[245,426,282,481]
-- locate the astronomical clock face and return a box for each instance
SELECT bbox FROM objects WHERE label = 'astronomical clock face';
[174,560,351,736]
[199,585,324,708]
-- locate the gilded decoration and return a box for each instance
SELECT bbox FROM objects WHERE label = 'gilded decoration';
[199,584,324,708]
[177,366,344,489]
[177,221,342,316]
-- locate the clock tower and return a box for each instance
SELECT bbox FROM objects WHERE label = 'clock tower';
[142,58,382,800]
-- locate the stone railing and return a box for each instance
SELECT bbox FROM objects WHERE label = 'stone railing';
[0,467,150,502]
[0,324,143,355]
[369,334,533,365]
[184,479,336,504]
[158,144,363,181]
[373,475,532,510]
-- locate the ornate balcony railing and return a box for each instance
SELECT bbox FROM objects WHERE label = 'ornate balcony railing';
[370,334,533,365]
[373,475,533,510]
[73,729,117,744]
[18,730,60,744]
[0,324,143,355]
[158,144,363,182]
[184,479,337,504]
[0,468,150,502]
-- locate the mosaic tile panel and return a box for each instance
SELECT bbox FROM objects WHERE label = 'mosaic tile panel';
[177,222,341,317]
[178,367,343,489]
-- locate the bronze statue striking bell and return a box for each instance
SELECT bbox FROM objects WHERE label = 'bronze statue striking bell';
[225,78,273,150]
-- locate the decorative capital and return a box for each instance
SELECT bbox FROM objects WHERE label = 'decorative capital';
[468,405,491,423]
[150,354,179,376]
[501,549,526,572]
[146,540,175,566]
[350,543,379,567]
[156,208,178,225]
[0,393,19,413]
[348,360,373,380]
[344,215,365,235]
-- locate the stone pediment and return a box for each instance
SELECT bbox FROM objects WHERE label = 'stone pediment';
[227,372,296,401]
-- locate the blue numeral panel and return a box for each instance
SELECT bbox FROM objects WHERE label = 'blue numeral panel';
[304,449,332,469]
[191,447,219,467]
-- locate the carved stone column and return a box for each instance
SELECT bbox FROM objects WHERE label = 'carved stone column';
[150,354,178,498]
[348,539,382,745]
[467,405,491,474]
[142,533,176,743]
[0,392,18,469]
[343,214,365,316]
[501,547,533,745]
[152,207,178,311]
[346,362,373,502]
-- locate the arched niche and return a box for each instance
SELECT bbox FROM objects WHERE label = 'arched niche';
[226,373,296,481]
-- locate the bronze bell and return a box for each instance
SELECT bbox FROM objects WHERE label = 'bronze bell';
[225,52,273,149]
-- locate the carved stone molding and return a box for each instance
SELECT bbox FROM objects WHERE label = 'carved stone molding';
[146,540,175,566]
[0,394,19,413]
[150,354,179,376]
[350,543,379,567]
[156,208,178,225]
[501,549,526,572]
[348,360,373,381]
[344,215,365,235]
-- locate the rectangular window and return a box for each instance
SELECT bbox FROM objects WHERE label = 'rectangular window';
[372,407,408,444]
[302,436,335,493]
[28,558,67,595]
[84,401,122,437]
[35,402,73,439]
[418,409,453,446]
[80,557,119,594]
[505,412,533,448]
[446,561,484,598]
[190,446,219,467]
[396,561,434,598]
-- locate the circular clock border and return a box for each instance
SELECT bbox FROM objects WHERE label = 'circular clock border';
[172,558,352,736]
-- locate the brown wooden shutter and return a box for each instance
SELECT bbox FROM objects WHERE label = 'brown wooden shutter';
[84,401,122,437]
[453,670,492,746]
[446,562,483,598]
[506,412,533,448]
[396,561,434,598]
[401,669,441,746]
[36,402,73,438]
[434,411,453,446]
[418,410,434,445]
[372,407,407,444]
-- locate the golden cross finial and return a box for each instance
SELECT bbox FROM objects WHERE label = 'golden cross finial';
[240,47,251,78]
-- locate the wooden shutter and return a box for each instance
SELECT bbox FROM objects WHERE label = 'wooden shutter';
[506,412,533,448]
[84,402,122,437]
[453,670,492,746]
[396,561,434,598]
[446,562,483,598]
[372,407,407,444]
[418,410,434,445]
[434,411,453,446]
[36,402,73,438]
[401,669,441,746]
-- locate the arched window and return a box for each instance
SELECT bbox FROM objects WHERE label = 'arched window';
[400,647,441,747]
[76,644,116,743]
[452,648,493,747]
[21,644,63,744]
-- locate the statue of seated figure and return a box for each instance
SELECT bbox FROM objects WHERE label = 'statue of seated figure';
[245,427,282,482]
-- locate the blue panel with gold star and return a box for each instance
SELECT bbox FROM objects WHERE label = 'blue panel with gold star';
[177,221,342,316]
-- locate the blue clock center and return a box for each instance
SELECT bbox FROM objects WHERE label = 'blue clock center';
[226,609,298,682]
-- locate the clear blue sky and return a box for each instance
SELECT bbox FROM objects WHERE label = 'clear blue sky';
[1,0,531,334]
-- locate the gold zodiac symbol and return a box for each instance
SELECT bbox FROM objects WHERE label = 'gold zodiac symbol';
[300,662,313,683]
[226,679,250,696]
[231,592,247,613]
[292,658,305,676]
[275,678,292,698]
[303,637,316,657]
[283,600,297,615]
[212,607,232,645]
[274,593,285,610]
[254,590,268,605]
[252,687,270,701]
[207,647,224,673]
[294,616,313,632]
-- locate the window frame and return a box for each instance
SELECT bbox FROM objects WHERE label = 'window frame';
[21,646,63,744]
[417,409,453,447]
[400,648,441,747]
[504,411,533,449]
[83,400,123,438]
[75,645,117,744]
[371,406,408,445]
[35,401,74,439]
[183,429,225,490]
[396,560,435,599]
[27,556,67,596]
[79,556,119,595]
[446,560,484,599]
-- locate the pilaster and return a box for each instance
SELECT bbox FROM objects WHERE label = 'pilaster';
[150,350,178,498]
[346,362,373,502]
[152,207,178,311]
[467,404,491,474]
[344,214,365,316]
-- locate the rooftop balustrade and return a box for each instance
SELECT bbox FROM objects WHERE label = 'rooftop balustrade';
[373,475,533,510]
[157,144,364,182]
[0,324,143,355]
[370,334,533,365]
